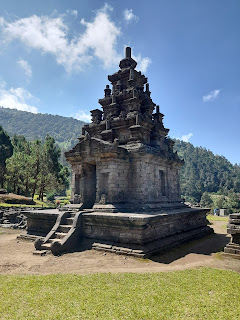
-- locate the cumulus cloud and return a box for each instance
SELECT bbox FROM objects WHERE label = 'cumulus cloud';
[0,5,121,72]
[0,82,38,113]
[138,57,151,73]
[74,110,91,122]
[17,59,32,77]
[123,9,139,23]
[202,89,220,102]
[66,9,78,18]
[181,133,193,142]
[132,53,151,73]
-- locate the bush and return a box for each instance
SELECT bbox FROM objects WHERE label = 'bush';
[46,192,55,202]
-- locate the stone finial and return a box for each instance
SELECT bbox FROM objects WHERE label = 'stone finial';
[104,85,111,97]
[90,109,103,124]
[156,105,160,113]
[119,47,137,70]
[146,83,151,96]
[126,47,131,58]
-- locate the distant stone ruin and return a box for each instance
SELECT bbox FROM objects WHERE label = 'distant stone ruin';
[224,213,240,258]
[28,47,212,257]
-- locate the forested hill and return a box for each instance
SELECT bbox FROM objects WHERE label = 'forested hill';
[1,107,240,202]
[173,139,240,202]
[0,107,85,148]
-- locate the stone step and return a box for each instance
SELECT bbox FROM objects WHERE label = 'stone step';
[58,225,72,233]
[41,243,51,250]
[54,232,67,239]
[69,212,76,218]
[65,217,74,225]
[48,238,58,243]
[33,250,48,256]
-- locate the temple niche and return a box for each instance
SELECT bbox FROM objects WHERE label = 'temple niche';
[65,47,183,213]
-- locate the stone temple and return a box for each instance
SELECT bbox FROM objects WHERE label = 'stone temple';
[66,47,183,213]
[30,47,212,257]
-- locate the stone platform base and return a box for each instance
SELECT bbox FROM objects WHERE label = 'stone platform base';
[223,212,240,259]
[82,207,213,257]
[224,243,240,259]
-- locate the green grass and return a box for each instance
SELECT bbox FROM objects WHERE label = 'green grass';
[0,201,55,208]
[207,214,229,222]
[0,268,240,319]
[0,194,55,208]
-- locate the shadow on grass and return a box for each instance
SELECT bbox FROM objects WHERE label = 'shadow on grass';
[150,232,230,264]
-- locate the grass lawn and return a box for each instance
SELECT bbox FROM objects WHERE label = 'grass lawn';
[207,214,229,222]
[0,194,55,209]
[0,268,240,319]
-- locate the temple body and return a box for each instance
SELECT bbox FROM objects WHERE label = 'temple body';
[65,47,184,212]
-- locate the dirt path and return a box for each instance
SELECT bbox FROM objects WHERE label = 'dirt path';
[0,220,239,275]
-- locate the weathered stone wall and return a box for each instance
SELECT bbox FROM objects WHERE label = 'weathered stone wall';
[22,210,58,237]
[82,208,212,256]
[96,159,130,203]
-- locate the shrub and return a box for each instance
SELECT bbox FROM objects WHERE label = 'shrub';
[46,192,55,202]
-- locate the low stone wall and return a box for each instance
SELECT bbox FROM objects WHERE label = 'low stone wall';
[224,213,240,258]
[0,207,28,229]
[21,209,59,238]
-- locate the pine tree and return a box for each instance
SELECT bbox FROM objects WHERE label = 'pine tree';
[0,126,13,188]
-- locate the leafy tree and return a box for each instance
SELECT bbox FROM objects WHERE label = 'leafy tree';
[0,126,13,187]
[200,192,213,208]
[225,191,240,213]
[214,195,226,209]
[5,134,70,199]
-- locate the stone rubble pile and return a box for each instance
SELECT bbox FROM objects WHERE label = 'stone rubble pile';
[0,207,30,229]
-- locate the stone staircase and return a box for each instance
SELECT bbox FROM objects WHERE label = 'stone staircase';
[34,210,83,255]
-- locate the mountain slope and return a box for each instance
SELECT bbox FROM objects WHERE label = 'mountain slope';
[173,139,240,201]
[0,107,85,147]
[1,107,240,201]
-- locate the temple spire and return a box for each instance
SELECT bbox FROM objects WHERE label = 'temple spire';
[125,47,131,59]
[119,46,137,70]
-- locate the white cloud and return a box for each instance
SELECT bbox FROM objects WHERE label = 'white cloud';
[0,82,38,113]
[138,57,151,73]
[0,5,121,72]
[66,9,78,18]
[74,111,91,122]
[132,53,151,73]
[202,89,220,102]
[17,59,32,77]
[181,133,193,142]
[123,9,139,23]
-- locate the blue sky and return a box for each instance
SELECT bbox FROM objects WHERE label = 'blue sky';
[0,0,239,164]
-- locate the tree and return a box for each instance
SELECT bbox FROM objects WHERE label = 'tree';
[0,126,13,187]
[37,136,69,201]
[214,195,226,209]
[225,191,240,213]
[200,192,213,208]
[5,134,70,199]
